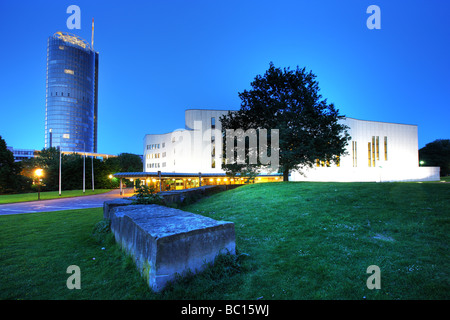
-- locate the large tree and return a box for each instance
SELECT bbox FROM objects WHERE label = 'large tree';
[419,139,450,176]
[0,135,32,193]
[220,62,350,181]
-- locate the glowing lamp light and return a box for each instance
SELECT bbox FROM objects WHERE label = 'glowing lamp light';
[109,174,113,179]
[35,169,44,200]
[35,169,43,177]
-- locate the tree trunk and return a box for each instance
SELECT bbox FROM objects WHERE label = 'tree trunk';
[283,167,290,181]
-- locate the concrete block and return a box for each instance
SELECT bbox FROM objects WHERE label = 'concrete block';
[103,198,134,220]
[109,204,235,292]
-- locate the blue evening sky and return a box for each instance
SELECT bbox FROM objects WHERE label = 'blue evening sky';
[0,0,448,155]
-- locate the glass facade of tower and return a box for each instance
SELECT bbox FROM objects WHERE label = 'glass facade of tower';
[45,32,98,153]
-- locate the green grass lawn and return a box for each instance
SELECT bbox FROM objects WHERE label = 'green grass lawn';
[0,189,112,204]
[0,182,448,300]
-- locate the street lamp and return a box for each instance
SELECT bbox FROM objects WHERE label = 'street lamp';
[35,168,43,200]
[59,134,70,196]
[81,141,86,194]
[109,174,113,189]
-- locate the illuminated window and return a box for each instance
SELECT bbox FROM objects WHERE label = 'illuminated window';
[59,46,65,50]
[316,159,320,167]
[376,136,380,160]
[372,136,376,167]
[352,141,358,167]
[64,69,74,75]
[384,136,388,161]
[368,142,372,167]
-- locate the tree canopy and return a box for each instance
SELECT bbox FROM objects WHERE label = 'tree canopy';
[19,150,143,192]
[220,62,350,181]
[419,139,450,176]
[0,136,32,193]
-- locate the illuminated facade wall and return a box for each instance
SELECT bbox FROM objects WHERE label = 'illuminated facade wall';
[144,110,439,182]
[143,109,228,173]
[44,32,99,153]
[290,117,440,182]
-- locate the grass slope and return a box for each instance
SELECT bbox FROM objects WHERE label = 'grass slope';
[0,182,448,300]
[185,181,450,299]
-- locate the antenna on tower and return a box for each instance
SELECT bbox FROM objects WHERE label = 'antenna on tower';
[91,18,94,50]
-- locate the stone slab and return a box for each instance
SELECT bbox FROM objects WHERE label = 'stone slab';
[103,198,134,220]
[109,204,235,292]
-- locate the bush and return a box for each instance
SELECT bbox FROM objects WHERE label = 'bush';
[132,185,164,205]
[92,219,112,244]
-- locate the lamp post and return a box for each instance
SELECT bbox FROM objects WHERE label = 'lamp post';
[59,134,69,196]
[81,141,86,194]
[59,146,62,196]
[83,143,85,194]
[35,168,43,200]
[109,174,113,189]
[92,155,94,191]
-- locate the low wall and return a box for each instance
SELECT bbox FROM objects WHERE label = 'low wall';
[157,185,241,204]
[290,166,441,182]
[103,200,236,292]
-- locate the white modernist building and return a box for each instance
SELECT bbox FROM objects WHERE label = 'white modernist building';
[143,109,440,182]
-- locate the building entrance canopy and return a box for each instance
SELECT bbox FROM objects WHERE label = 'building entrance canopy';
[113,171,283,194]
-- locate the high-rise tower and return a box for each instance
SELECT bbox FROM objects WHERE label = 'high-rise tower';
[44,31,99,153]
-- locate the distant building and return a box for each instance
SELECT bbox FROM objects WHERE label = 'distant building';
[142,109,439,182]
[44,31,99,153]
[6,147,38,162]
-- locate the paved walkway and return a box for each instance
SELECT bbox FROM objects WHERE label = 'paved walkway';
[0,188,135,216]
